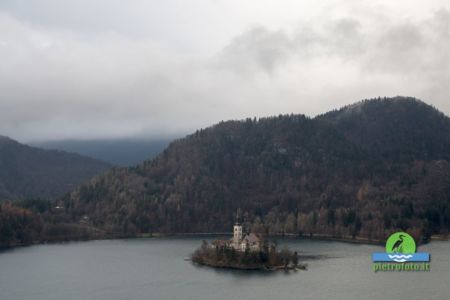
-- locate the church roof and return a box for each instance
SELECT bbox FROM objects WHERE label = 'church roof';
[243,233,261,244]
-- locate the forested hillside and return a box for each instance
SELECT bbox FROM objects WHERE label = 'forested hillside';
[62,97,450,242]
[0,199,106,248]
[0,136,111,201]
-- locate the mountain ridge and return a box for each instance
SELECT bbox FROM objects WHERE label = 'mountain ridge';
[61,97,450,242]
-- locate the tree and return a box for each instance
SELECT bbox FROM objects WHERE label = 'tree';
[327,209,336,227]
[280,247,291,269]
[292,251,299,269]
[201,240,208,251]
[284,213,296,234]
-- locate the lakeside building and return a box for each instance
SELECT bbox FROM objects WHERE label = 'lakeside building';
[212,215,263,252]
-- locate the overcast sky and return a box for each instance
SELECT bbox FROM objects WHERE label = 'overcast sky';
[1,0,449,142]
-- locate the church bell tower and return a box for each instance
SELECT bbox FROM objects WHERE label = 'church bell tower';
[233,209,242,248]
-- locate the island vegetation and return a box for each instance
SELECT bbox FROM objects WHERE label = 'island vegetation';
[191,240,306,271]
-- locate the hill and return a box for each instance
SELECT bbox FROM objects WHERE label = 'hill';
[62,97,450,242]
[0,136,111,201]
[31,138,173,166]
[318,97,450,161]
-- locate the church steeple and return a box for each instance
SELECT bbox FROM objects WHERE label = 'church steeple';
[234,208,242,225]
[233,209,242,248]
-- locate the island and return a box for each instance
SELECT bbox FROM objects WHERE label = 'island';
[191,215,306,271]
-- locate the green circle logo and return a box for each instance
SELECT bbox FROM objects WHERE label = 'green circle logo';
[385,232,416,254]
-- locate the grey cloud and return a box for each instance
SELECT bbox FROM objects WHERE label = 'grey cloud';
[0,4,449,142]
[217,11,450,88]
[217,26,293,74]
[326,19,365,58]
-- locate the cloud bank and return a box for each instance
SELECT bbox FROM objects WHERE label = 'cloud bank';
[0,1,449,141]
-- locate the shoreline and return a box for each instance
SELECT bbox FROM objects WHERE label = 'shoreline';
[135,232,450,246]
[1,232,448,250]
[192,259,307,271]
[134,232,386,245]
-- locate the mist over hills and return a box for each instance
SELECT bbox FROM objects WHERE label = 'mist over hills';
[62,97,450,242]
[32,138,173,167]
[0,136,111,201]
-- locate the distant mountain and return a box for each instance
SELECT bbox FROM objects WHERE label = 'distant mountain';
[63,97,450,242]
[0,136,111,201]
[31,138,173,166]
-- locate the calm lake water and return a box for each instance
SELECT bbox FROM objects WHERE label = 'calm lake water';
[0,237,449,300]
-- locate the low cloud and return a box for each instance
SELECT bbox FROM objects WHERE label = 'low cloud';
[0,4,449,142]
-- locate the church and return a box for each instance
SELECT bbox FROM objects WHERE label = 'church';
[212,215,263,252]
[232,219,263,251]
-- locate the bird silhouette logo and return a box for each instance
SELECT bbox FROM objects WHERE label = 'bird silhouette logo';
[385,232,416,262]
[372,231,430,265]
[386,232,416,254]
[391,234,405,253]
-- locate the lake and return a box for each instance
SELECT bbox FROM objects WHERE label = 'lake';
[0,238,449,300]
